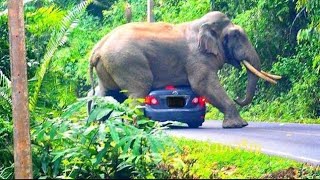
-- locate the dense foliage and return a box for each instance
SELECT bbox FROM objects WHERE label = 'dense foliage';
[29,97,179,179]
[0,0,319,178]
[0,96,189,179]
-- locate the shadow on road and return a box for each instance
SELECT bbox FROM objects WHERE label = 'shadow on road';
[160,122,208,130]
[159,122,190,129]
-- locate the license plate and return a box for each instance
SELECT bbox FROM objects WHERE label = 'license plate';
[167,97,185,108]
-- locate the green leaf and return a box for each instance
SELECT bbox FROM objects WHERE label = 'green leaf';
[36,129,46,142]
[87,107,105,123]
[98,123,106,140]
[52,147,79,162]
[123,136,135,153]
[107,121,120,143]
[96,108,113,120]
[133,136,141,155]
[137,119,151,125]
[49,125,57,139]
[61,99,87,119]
[53,157,62,177]
[52,151,65,162]
[109,110,125,118]
[118,136,133,153]
[83,125,96,136]
[149,136,162,153]
[94,146,108,165]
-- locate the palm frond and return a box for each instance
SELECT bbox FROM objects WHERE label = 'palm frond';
[29,0,93,112]
[0,70,11,105]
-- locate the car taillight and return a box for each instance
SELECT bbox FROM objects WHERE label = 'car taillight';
[192,96,206,107]
[199,96,206,107]
[145,96,158,105]
[192,97,199,104]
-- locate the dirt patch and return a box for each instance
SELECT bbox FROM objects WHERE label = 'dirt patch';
[262,165,320,179]
[262,167,297,179]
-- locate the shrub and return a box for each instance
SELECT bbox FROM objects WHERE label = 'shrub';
[30,97,179,179]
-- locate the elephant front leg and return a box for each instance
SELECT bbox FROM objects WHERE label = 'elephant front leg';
[188,69,248,128]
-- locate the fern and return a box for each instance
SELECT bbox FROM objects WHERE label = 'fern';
[0,70,11,105]
[29,0,93,112]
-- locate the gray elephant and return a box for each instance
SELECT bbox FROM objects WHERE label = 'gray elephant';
[88,11,281,128]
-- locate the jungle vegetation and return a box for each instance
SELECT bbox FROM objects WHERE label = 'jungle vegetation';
[0,0,319,178]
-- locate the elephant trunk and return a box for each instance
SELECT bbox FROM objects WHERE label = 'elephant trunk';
[234,56,261,107]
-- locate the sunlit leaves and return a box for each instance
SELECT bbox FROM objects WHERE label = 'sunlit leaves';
[26,6,65,36]
[29,0,93,112]
[312,55,320,73]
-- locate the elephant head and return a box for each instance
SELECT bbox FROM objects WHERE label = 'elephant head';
[196,12,281,106]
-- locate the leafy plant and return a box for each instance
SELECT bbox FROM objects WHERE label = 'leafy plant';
[31,97,179,179]
[29,0,93,112]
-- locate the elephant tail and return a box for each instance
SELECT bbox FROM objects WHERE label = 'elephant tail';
[89,50,100,95]
[89,34,110,95]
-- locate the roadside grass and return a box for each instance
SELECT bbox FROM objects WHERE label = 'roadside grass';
[175,138,319,178]
[205,105,320,124]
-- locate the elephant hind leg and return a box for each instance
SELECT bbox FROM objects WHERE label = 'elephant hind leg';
[107,54,153,99]
[110,69,153,99]
[95,58,120,91]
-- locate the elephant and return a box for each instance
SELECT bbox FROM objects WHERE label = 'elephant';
[88,11,281,128]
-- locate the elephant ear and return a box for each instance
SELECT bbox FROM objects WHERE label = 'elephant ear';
[198,23,219,55]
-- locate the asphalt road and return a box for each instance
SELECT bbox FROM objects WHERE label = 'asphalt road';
[165,120,320,165]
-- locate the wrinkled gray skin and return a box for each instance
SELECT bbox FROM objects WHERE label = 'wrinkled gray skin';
[88,11,261,128]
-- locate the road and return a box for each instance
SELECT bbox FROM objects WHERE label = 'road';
[165,120,320,165]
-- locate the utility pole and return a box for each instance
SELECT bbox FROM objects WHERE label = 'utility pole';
[147,0,154,22]
[8,0,33,178]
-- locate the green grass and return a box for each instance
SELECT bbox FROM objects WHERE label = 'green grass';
[175,138,319,179]
[205,105,320,124]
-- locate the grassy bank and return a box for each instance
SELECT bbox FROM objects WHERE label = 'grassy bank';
[175,138,320,178]
[205,105,320,124]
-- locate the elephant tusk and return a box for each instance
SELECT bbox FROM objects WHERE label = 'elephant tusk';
[242,60,277,84]
[261,70,282,80]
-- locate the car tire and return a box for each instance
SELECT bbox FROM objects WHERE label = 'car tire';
[187,122,202,128]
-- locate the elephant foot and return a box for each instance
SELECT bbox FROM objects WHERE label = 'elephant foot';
[241,119,248,127]
[223,118,248,128]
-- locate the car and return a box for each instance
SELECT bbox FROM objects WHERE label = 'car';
[144,85,206,128]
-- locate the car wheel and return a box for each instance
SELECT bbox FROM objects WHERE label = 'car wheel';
[187,122,202,128]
